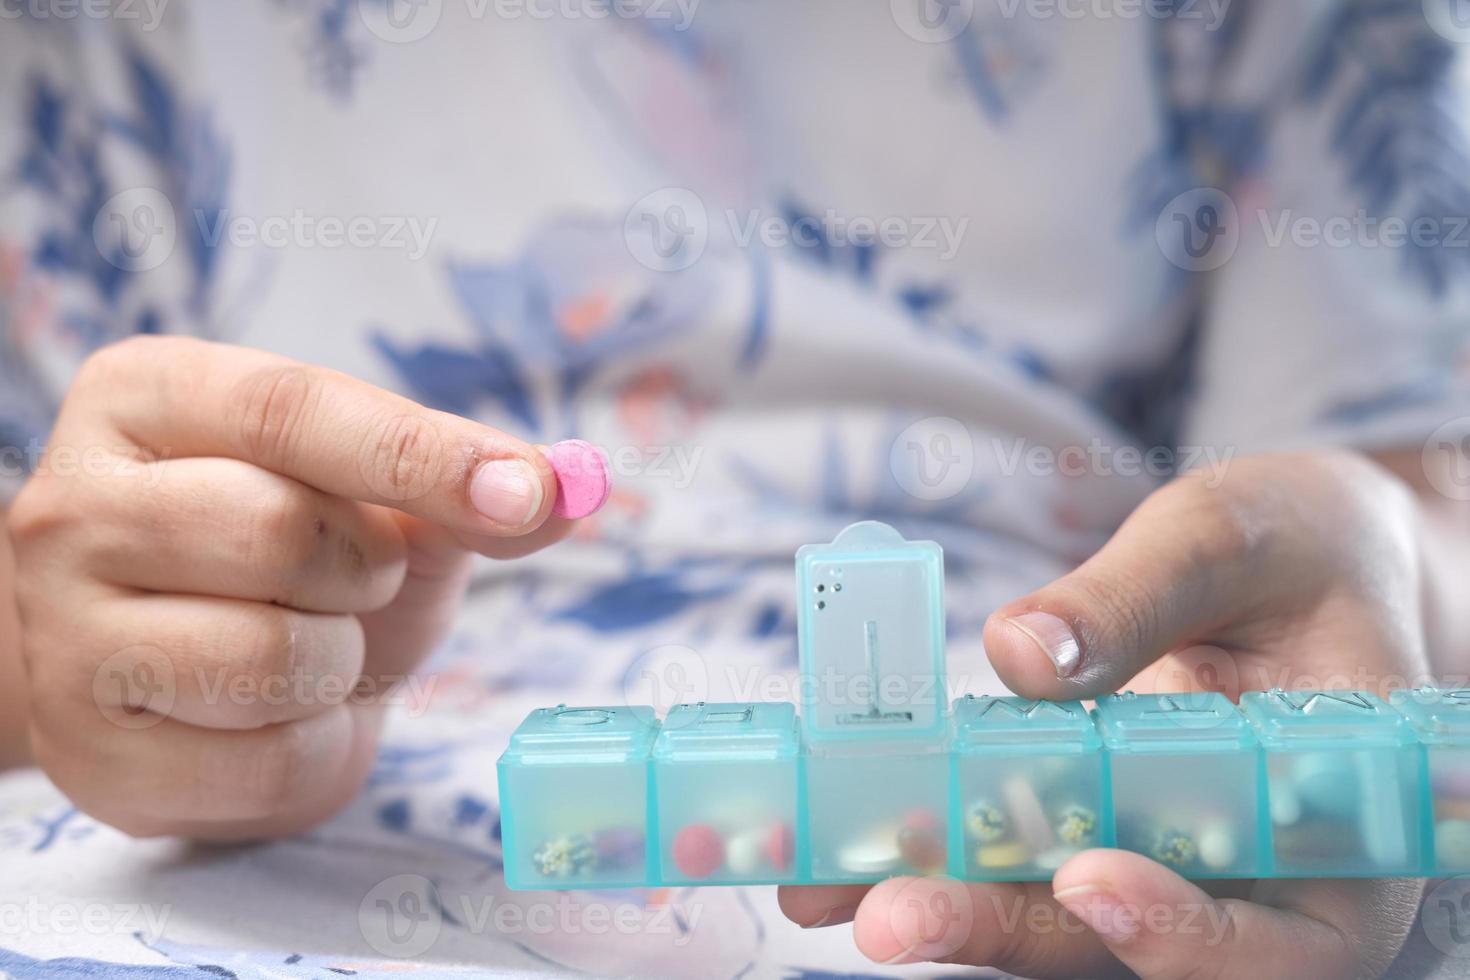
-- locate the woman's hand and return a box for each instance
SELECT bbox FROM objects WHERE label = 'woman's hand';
[6,336,574,840]
[780,451,1433,979]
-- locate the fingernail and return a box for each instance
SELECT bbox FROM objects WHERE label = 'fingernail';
[1005,611,1081,677]
[1054,885,1138,943]
[803,904,857,929]
[470,458,544,527]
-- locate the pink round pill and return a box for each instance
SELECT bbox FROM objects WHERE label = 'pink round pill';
[672,823,725,879]
[765,821,794,873]
[544,439,611,520]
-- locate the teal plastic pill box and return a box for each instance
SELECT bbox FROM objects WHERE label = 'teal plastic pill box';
[497,522,1469,888]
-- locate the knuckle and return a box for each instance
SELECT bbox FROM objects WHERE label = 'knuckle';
[74,336,202,393]
[251,723,312,813]
[242,609,302,689]
[4,480,62,550]
[1156,475,1260,568]
[246,483,324,586]
[233,365,316,466]
[73,336,150,389]
[362,413,441,501]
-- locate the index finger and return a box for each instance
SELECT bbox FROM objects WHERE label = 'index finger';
[80,337,557,536]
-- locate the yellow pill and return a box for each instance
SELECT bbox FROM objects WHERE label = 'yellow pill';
[976,840,1030,868]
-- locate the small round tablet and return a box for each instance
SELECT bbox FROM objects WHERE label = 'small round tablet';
[545,439,611,519]
[672,823,724,879]
[838,833,901,875]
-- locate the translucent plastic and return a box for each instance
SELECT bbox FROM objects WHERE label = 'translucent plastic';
[652,702,800,885]
[497,523,1461,889]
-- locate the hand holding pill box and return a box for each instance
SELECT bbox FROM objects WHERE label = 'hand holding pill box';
[498,522,1470,888]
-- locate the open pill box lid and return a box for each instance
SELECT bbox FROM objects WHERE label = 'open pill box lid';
[952,695,1101,754]
[1239,689,1414,749]
[653,702,800,762]
[502,704,659,764]
[1389,688,1470,744]
[1094,691,1256,753]
[795,521,946,743]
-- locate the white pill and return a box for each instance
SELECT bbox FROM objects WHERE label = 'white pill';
[839,833,901,875]
[1035,846,1075,871]
[1198,822,1236,870]
[1436,819,1470,866]
[1270,786,1302,826]
[726,830,764,877]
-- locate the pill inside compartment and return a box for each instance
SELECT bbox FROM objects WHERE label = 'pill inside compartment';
[795,522,952,883]
[652,702,801,884]
[1242,690,1423,876]
[497,705,658,889]
[1095,692,1263,877]
[804,745,949,881]
[1390,688,1470,873]
[952,695,1107,879]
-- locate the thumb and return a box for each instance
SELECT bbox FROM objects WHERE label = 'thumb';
[1052,850,1363,980]
[983,473,1273,700]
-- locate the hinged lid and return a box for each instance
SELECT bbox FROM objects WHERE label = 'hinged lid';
[796,522,947,743]
[1389,688,1470,744]
[1094,691,1255,753]
[653,702,800,761]
[1240,689,1413,748]
[952,695,1100,752]
[502,704,659,764]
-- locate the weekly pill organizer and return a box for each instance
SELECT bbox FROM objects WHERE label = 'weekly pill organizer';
[497,521,1470,889]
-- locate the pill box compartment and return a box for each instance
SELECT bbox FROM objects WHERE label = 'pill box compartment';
[805,742,950,881]
[1390,688,1470,873]
[1242,690,1422,876]
[497,705,659,889]
[653,702,801,884]
[796,521,952,882]
[1095,692,1263,877]
[951,695,1108,880]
